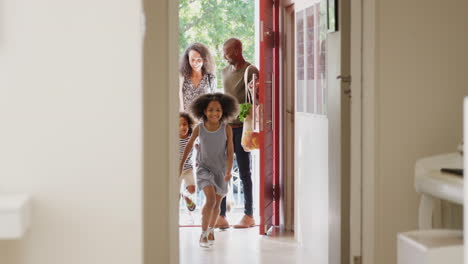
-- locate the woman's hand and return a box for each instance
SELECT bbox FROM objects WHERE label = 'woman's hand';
[248,79,260,101]
[224,171,232,182]
[248,79,259,91]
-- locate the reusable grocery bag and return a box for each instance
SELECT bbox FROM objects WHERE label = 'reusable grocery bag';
[240,65,260,152]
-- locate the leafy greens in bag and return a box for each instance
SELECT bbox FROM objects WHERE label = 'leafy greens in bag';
[238,103,252,122]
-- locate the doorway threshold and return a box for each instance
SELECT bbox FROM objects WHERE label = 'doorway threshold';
[179,208,260,227]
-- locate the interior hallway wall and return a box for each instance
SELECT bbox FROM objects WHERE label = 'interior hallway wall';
[364,1,468,263]
[0,0,144,263]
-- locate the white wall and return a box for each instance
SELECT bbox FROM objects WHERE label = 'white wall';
[0,0,143,263]
[363,1,468,263]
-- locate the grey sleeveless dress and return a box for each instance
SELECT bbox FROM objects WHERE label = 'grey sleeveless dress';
[196,123,229,196]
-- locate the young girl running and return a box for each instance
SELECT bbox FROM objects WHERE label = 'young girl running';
[179,112,197,212]
[179,93,239,248]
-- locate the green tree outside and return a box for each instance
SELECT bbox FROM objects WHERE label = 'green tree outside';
[179,0,255,90]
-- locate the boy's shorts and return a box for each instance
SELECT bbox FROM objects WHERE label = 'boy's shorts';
[179,169,195,190]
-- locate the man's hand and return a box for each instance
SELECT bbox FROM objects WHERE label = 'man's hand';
[224,171,232,182]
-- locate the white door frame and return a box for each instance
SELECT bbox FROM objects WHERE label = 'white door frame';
[350,0,378,263]
[279,2,296,232]
[168,0,180,263]
[349,0,363,263]
[361,0,378,263]
[143,0,179,263]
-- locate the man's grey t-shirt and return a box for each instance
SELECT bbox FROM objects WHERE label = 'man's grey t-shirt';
[222,63,259,125]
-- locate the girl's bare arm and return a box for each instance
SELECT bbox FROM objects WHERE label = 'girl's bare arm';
[179,126,199,175]
[224,125,234,182]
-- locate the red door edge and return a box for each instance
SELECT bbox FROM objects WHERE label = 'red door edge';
[273,0,280,227]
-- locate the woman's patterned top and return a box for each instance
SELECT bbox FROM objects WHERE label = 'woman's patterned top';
[181,73,216,111]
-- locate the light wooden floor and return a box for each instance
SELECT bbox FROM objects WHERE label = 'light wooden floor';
[179,227,311,264]
[179,207,259,226]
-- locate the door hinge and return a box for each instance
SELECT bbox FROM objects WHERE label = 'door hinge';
[264,30,276,48]
[353,256,362,264]
[272,184,276,200]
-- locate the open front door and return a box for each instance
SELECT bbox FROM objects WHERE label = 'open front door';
[259,0,280,235]
[293,0,351,263]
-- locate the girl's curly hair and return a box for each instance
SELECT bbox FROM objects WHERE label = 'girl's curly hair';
[179,42,216,78]
[179,112,195,135]
[190,93,239,123]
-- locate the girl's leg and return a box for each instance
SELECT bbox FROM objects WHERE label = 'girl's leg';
[206,194,224,244]
[202,186,216,231]
[200,186,216,247]
[209,194,224,228]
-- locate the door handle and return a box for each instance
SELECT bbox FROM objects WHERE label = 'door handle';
[338,75,352,98]
[337,75,351,83]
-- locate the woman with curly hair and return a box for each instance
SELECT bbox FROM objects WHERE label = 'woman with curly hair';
[179,42,217,111]
[179,93,239,248]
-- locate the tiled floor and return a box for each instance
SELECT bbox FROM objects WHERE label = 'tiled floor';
[179,226,311,264]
